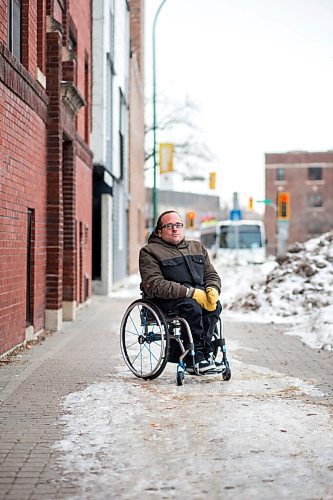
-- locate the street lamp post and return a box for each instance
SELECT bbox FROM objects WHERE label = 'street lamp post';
[152,0,168,226]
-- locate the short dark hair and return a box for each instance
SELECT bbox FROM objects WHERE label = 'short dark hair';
[155,210,181,231]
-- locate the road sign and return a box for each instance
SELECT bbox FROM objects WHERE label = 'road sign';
[209,172,216,189]
[230,209,242,221]
[256,199,272,205]
[159,143,174,174]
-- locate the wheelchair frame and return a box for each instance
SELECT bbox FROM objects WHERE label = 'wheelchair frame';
[120,298,231,386]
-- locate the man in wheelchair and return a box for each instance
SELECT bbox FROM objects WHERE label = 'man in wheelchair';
[139,210,223,374]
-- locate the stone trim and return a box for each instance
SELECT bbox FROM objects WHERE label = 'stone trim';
[61,80,85,114]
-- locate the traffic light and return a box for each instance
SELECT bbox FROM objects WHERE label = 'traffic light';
[277,192,290,220]
[186,211,196,228]
[209,172,216,190]
[248,196,253,210]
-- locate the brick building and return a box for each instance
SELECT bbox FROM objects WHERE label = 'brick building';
[265,151,333,255]
[128,0,145,275]
[0,0,92,355]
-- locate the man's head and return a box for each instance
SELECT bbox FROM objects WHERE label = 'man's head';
[156,210,184,245]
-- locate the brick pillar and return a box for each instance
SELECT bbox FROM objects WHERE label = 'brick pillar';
[45,26,63,331]
[62,140,77,320]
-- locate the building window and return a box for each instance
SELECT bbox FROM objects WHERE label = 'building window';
[276,168,285,181]
[105,4,115,173]
[7,0,22,61]
[37,0,46,73]
[308,193,323,207]
[118,90,126,179]
[84,55,89,143]
[68,30,77,84]
[109,3,115,69]
[308,167,322,181]
[26,208,35,326]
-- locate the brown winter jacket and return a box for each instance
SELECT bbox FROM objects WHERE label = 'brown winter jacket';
[139,232,221,300]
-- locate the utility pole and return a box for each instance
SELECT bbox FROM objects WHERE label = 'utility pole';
[152,0,168,226]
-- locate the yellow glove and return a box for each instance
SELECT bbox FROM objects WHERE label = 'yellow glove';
[206,287,219,306]
[192,289,217,311]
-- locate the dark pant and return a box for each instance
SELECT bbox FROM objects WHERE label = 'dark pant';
[153,297,222,363]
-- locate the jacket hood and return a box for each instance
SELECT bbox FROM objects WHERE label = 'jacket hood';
[147,231,188,249]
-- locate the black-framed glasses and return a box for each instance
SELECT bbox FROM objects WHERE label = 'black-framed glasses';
[161,222,184,230]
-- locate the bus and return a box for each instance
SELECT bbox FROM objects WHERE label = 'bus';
[200,219,266,264]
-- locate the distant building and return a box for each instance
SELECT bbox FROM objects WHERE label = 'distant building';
[128,0,145,276]
[92,0,130,293]
[265,151,333,255]
[145,188,227,233]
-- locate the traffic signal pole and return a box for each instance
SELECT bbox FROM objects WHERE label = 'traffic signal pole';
[257,195,290,256]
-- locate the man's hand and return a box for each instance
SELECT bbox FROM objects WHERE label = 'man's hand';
[206,287,219,305]
[192,289,217,311]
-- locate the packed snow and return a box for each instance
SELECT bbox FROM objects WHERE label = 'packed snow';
[54,361,331,499]
[223,231,333,351]
[110,231,333,351]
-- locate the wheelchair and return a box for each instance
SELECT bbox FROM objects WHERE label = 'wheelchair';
[120,297,231,386]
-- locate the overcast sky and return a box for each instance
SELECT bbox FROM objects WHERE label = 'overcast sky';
[144,0,333,210]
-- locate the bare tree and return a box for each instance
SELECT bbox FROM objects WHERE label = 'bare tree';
[145,95,214,180]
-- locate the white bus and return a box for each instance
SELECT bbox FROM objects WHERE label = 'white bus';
[200,220,266,264]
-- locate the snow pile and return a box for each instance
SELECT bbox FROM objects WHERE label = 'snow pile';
[226,232,333,350]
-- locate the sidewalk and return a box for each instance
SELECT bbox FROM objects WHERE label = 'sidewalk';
[0,296,130,499]
[0,295,332,499]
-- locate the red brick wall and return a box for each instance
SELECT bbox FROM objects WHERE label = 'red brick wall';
[0,3,6,42]
[45,0,92,311]
[69,0,92,302]
[0,0,92,354]
[75,145,92,303]
[69,0,92,145]
[22,0,38,73]
[0,46,48,354]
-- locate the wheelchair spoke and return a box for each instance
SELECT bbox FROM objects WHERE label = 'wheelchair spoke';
[142,343,162,363]
[130,343,145,366]
[129,313,141,336]
[125,338,140,349]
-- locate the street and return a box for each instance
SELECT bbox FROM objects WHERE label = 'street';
[0,294,332,500]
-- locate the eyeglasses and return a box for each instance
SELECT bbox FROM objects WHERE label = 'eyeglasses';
[161,222,184,230]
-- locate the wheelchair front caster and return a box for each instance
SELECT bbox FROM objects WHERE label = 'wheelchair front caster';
[176,371,185,386]
[222,361,231,381]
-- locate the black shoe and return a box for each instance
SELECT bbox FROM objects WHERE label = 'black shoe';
[186,359,216,375]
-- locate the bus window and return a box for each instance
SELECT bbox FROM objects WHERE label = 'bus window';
[219,224,263,249]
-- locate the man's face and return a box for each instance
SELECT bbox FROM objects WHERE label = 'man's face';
[158,212,184,245]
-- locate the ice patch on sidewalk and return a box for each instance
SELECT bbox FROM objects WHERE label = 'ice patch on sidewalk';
[54,363,330,499]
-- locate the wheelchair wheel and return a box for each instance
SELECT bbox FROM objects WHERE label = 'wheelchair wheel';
[120,299,170,380]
